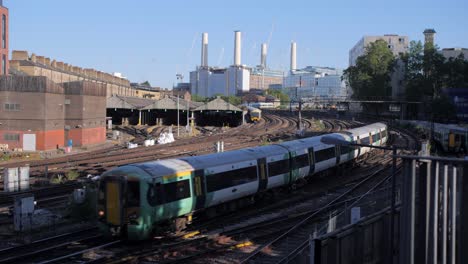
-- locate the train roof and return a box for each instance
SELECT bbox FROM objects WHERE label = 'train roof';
[180,144,288,169]
[345,122,387,136]
[128,159,193,179]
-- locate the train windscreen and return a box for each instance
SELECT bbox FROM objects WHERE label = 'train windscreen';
[127,181,140,207]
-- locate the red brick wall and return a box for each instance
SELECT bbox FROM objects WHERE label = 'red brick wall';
[0,130,23,149]
[0,6,8,75]
[68,127,106,146]
[36,130,64,150]
[0,129,64,151]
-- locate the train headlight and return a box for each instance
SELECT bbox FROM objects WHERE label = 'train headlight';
[98,210,105,217]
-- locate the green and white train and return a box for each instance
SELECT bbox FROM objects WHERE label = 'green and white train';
[97,123,388,240]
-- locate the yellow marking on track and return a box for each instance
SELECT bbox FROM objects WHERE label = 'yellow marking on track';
[231,241,253,249]
[183,231,200,239]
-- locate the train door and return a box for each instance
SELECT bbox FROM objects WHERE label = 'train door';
[257,158,267,192]
[356,136,361,157]
[105,179,124,226]
[335,146,340,165]
[192,170,206,211]
[308,147,315,176]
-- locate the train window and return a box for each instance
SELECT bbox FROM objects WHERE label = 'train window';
[161,180,191,204]
[340,146,354,155]
[206,166,257,192]
[127,181,140,207]
[382,130,387,138]
[268,159,290,176]
[361,136,370,145]
[98,182,105,204]
[315,148,335,162]
[292,154,309,169]
[372,133,379,142]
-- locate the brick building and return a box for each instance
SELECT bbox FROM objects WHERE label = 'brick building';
[10,51,133,97]
[0,1,8,75]
[0,76,106,151]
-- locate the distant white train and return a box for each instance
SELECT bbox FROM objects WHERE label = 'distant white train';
[249,102,276,109]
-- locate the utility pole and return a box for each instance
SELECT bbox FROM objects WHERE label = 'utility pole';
[176,73,184,137]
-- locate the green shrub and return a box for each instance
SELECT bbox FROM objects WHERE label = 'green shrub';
[66,170,80,181]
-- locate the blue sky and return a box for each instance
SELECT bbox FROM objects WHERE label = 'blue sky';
[6,0,468,88]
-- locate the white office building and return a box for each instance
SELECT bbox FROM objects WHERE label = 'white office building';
[283,66,348,100]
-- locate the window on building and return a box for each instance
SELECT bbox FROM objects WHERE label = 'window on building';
[4,103,20,111]
[2,55,5,75]
[3,134,19,141]
[2,14,5,49]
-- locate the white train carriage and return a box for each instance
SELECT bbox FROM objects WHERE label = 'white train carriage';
[296,136,336,174]
[277,139,314,182]
[243,145,290,190]
[181,150,260,208]
[345,122,387,156]
[320,133,355,165]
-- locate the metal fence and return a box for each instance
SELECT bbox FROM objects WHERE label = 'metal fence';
[302,155,467,264]
[399,155,467,264]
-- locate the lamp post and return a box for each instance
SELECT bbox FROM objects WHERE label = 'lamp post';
[176,73,184,137]
[320,136,398,263]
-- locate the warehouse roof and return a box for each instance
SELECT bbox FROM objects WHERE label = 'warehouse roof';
[194,96,242,112]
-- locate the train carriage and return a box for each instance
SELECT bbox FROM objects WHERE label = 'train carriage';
[97,122,389,240]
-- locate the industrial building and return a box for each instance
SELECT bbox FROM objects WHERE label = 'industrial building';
[190,31,250,97]
[0,76,106,151]
[249,43,283,92]
[441,47,468,60]
[283,42,348,100]
[9,51,134,97]
[349,34,409,67]
[0,1,8,76]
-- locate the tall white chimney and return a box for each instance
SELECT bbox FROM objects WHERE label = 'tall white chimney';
[290,41,297,71]
[234,31,241,66]
[260,43,267,68]
[201,33,208,67]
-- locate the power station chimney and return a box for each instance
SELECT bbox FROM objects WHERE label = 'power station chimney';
[201,32,208,67]
[290,41,297,71]
[234,31,241,66]
[260,43,267,69]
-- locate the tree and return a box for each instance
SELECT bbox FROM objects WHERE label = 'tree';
[403,40,463,121]
[343,40,395,100]
[220,95,242,105]
[266,89,290,105]
[191,94,206,102]
[141,81,151,87]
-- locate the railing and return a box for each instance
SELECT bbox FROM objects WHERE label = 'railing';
[298,155,467,264]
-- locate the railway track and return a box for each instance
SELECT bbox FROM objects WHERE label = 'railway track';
[33,147,396,264]
[99,159,396,263]
[6,118,417,263]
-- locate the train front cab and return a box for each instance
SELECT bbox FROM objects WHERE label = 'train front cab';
[98,175,148,240]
